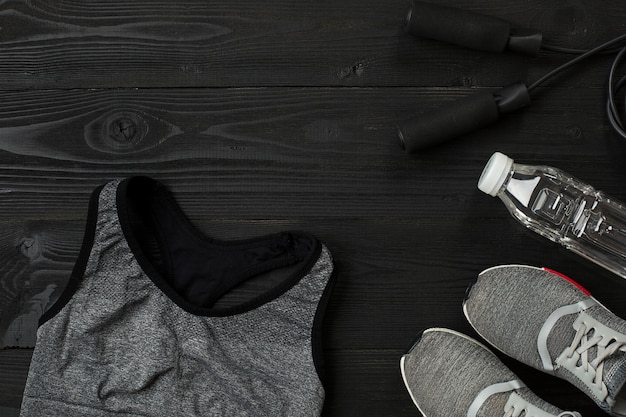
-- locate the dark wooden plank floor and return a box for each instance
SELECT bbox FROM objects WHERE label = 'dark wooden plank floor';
[1,0,626,415]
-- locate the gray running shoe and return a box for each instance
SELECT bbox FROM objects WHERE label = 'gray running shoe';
[464,265,626,417]
[400,327,581,417]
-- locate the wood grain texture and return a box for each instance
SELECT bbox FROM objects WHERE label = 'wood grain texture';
[0,349,32,410]
[1,0,626,416]
[0,87,623,218]
[0,0,624,89]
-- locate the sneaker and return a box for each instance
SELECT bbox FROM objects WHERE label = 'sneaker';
[400,327,581,417]
[464,265,626,417]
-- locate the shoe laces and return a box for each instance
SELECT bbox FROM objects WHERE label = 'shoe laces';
[564,320,626,391]
[503,407,581,417]
[499,388,581,417]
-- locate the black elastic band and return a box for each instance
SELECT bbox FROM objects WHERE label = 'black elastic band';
[39,185,104,326]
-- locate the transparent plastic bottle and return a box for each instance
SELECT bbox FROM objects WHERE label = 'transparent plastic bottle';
[478,151,626,279]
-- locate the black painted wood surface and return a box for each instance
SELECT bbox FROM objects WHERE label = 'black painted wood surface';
[1,0,626,415]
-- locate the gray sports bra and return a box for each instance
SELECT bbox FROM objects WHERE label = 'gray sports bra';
[21,177,335,417]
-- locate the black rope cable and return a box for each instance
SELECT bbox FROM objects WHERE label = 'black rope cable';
[527,34,626,139]
[529,33,626,91]
[540,43,625,55]
[607,47,626,139]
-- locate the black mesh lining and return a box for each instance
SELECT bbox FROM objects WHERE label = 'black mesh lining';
[117,176,321,315]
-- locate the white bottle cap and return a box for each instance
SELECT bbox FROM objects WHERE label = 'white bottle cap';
[478,152,514,197]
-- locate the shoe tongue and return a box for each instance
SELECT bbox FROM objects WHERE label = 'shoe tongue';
[547,313,578,360]
[604,352,626,402]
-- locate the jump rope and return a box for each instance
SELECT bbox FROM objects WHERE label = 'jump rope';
[397,1,626,153]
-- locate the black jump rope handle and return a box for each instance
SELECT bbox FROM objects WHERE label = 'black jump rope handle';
[397,83,531,153]
[398,1,541,153]
[405,0,542,56]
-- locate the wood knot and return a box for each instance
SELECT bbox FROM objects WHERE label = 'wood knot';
[337,60,366,80]
[84,108,182,154]
[566,125,584,142]
[18,236,42,260]
[104,111,147,151]
[108,115,141,144]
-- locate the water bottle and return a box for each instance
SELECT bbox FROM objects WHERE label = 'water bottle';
[477,151,626,279]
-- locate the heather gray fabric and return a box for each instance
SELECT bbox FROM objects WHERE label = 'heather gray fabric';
[400,328,570,417]
[21,179,334,417]
[464,265,626,416]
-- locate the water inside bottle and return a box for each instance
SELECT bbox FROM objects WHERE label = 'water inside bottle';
[502,166,626,275]
[571,196,626,257]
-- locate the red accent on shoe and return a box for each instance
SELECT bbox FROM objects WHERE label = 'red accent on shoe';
[543,267,591,296]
